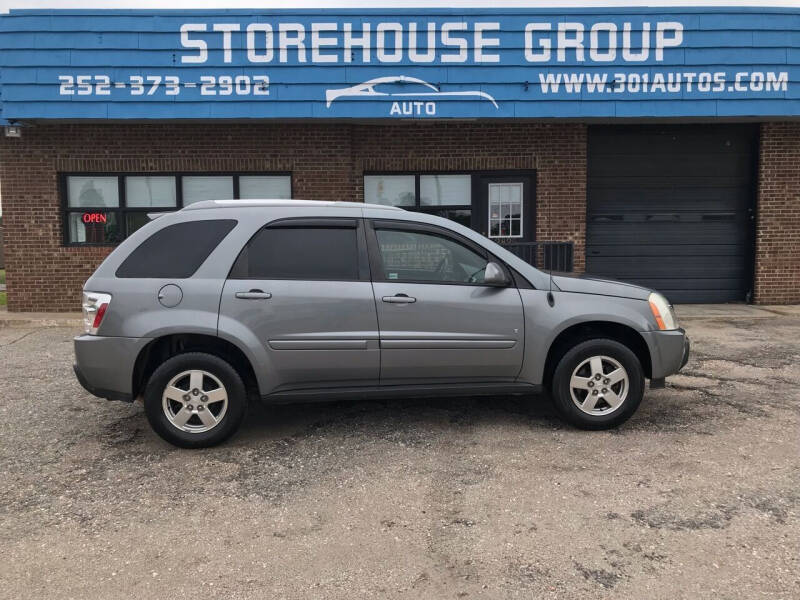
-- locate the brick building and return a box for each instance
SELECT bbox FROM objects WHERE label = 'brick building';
[0,6,798,311]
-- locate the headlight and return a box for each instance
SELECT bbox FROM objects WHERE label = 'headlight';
[648,292,678,331]
[82,292,112,335]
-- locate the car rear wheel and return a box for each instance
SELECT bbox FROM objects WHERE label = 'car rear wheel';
[550,339,644,430]
[144,352,247,448]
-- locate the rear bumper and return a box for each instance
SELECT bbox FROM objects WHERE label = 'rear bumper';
[73,363,133,402]
[73,334,152,402]
[641,328,690,380]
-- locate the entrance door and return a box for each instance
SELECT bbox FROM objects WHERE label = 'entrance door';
[473,174,536,243]
[366,219,525,384]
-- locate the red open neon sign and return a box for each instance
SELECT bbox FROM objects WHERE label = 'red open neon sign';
[82,212,107,224]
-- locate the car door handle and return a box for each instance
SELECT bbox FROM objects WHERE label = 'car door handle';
[235,289,272,300]
[382,294,416,304]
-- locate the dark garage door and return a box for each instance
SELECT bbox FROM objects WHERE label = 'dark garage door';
[587,125,757,303]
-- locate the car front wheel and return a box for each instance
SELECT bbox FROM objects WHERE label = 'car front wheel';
[143,352,247,448]
[550,338,645,430]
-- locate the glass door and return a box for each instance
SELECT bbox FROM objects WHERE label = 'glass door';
[475,174,536,243]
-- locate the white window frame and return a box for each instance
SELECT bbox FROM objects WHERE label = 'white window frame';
[487,182,524,239]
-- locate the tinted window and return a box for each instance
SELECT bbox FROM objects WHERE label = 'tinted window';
[375,229,489,284]
[231,227,359,280]
[116,219,236,278]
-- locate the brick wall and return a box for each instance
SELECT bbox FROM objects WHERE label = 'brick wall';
[0,122,587,312]
[755,123,800,305]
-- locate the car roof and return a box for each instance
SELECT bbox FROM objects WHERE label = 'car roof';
[182,199,404,212]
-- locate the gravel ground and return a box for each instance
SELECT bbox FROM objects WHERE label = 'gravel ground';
[0,315,798,599]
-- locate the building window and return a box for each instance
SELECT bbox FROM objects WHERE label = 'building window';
[364,173,472,228]
[63,172,291,246]
[66,176,124,244]
[182,176,235,205]
[239,175,292,200]
[487,182,523,239]
[125,176,177,208]
[419,175,471,206]
[364,175,416,207]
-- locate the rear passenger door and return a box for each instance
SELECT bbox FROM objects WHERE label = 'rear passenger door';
[218,218,379,393]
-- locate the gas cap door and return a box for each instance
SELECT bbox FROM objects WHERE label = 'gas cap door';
[157,284,183,308]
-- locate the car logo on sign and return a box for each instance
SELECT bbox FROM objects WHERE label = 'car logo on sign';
[325,75,499,115]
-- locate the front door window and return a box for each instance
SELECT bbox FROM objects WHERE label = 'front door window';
[374,228,490,285]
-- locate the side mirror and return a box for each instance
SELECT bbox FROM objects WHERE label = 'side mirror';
[483,261,509,286]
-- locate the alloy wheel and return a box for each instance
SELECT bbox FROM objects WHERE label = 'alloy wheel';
[569,355,629,416]
[161,369,228,433]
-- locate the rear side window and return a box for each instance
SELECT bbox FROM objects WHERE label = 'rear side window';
[230,226,359,280]
[115,219,237,278]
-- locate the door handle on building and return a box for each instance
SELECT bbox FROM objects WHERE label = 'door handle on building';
[235,289,272,300]
[382,294,416,304]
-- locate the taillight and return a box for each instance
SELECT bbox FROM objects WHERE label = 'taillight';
[82,292,112,335]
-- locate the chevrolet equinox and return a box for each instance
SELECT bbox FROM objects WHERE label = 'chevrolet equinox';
[74,200,689,448]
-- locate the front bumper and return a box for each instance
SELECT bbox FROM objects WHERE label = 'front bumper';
[640,328,690,380]
[74,334,152,402]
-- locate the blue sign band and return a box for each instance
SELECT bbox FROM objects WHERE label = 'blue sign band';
[1,7,799,121]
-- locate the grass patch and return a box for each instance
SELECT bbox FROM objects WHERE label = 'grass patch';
[0,292,6,307]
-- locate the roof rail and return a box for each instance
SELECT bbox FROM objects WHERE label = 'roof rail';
[182,199,404,211]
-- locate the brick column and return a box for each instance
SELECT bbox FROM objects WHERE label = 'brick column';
[754,123,800,304]
[533,124,587,272]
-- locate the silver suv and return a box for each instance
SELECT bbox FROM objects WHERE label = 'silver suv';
[74,200,689,448]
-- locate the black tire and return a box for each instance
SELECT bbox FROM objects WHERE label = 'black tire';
[143,352,247,448]
[550,338,645,430]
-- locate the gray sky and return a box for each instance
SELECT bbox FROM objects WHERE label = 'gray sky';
[5,0,800,10]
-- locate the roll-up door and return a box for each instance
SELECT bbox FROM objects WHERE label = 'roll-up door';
[587,125,757,303]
